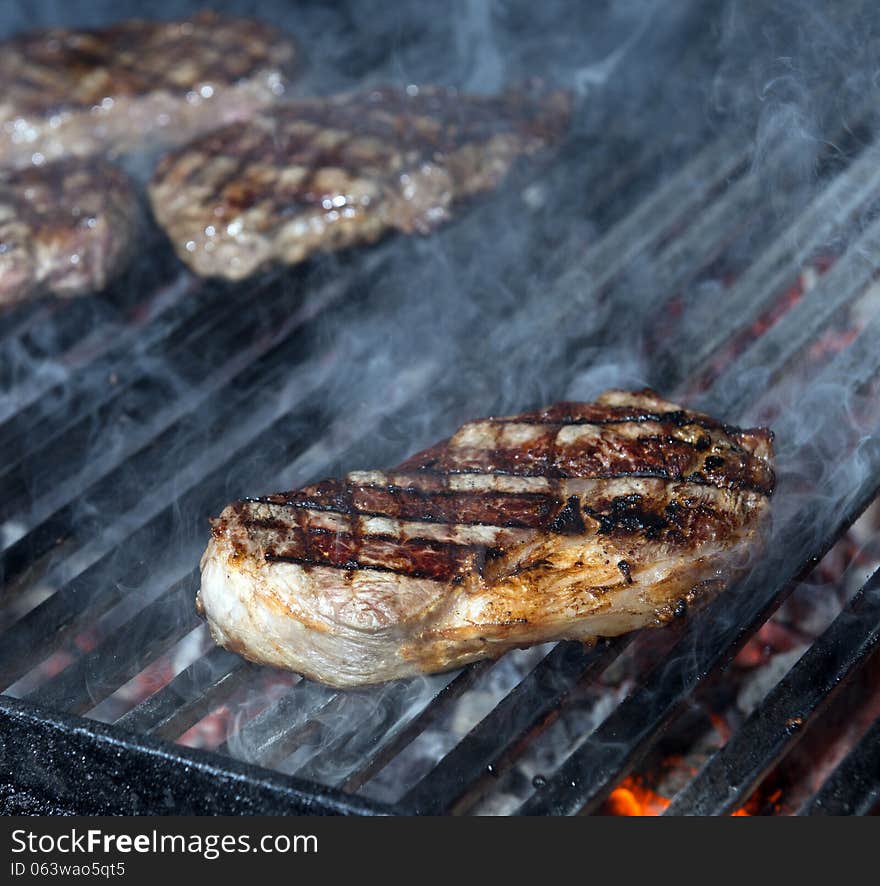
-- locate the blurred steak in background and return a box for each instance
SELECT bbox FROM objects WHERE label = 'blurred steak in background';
[0,158,139,305]
[149,84,571,279]
[0,10,297,169]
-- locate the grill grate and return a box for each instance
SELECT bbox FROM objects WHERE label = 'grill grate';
[666,567,880,815]
[114,646,253,739]
[655,140,880,393]
[400,638,627,815]
[800,714,880,816]
[2,74,880,816]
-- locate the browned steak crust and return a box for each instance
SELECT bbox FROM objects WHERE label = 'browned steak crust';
[0,11,296,168]
[243,397,774,577]
[0,158,139,305]
[198,390,775,687]
[149,84,572,279]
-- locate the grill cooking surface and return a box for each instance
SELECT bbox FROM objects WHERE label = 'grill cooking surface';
[2,1,880,816]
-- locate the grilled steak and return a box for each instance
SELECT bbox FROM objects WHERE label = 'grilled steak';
[198,390,775,687]
[0,11,295,169]
[149,84,571,279]
[0,158,138,306]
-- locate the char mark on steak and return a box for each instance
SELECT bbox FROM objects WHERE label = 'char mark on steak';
[198,389,774,687]
[149,84,572,280]
[0,158,139,305]
[0,11,296,169]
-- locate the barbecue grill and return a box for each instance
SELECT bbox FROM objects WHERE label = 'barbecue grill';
[2,0,880,816]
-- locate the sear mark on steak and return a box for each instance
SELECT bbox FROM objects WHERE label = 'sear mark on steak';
[0,11,296,169]
[149,83,572,280]
[198,389,775,687]
[0,158,139,306]
[548,495,587,535]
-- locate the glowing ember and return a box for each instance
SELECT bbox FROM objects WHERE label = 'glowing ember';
[734,620,808,669]
[605,776,753,816]
[697,254,838,390]
[606,778,671,815]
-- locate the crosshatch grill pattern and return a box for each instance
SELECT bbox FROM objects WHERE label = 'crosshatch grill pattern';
[2,63,880,816]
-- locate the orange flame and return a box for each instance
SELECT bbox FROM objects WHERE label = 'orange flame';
[606,777,752,816]
[606,779,670,816]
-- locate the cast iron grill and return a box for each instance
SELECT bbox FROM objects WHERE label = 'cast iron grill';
[2,6,880,817]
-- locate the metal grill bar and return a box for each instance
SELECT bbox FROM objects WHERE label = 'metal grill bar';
[706,213,880,416]
[114,646,252,739]
[0,294,121,381]
[401,639,627,814]
[627,145,792,303]
[665,567,880,815]
[0,276,201,469]
[562,134,750,287]
[0,299,112,395]
[0,311,330,586]
[655,141,880,391]
[0,256,187,424]
[528,131,665,236]
[799,714,880,815]
[504,135,750,350]
[273,676,450,779]
[320,664,491,793]
[25,571,201,715]
[0,299,58,348]
[0,546,187,691]
[284,680,435,781]
[215,681,340,769]
[522,109,872,362]
[1,371,325,605]
[518,322,880,814]
[0,259,371,548]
